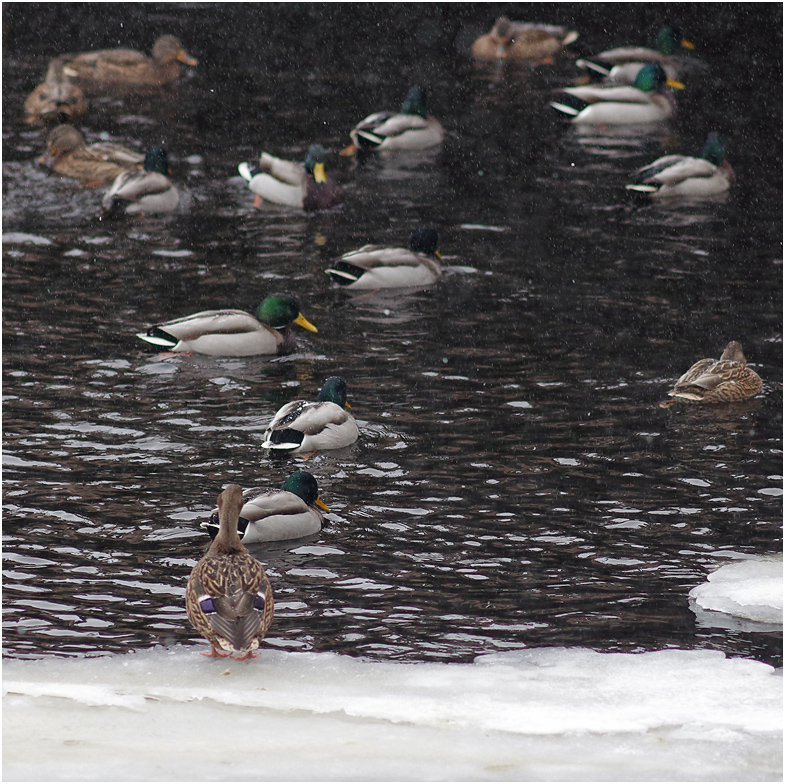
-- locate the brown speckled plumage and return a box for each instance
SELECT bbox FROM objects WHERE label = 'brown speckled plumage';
[186,484,274,659]
[40,125,144,183]
[668,341,763,403]
[61,35,197,88]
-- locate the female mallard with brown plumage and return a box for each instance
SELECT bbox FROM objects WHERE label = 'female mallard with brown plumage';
[666,341,763,404]
[61,34,197,88]
[24,57,87,125]
[472,17,578,62]
[186,484,274,659]
[39,124,143,183]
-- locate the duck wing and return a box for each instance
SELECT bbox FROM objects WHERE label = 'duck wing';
[188,554,271,653]
[636,155,717,184]
[137,309,263,346]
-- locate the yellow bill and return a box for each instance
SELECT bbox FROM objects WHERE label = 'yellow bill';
[294,312,318,333]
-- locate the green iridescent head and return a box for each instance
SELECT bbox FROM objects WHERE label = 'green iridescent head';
[656,26,694,56]
[400,86,428,119]
[280,471,329,510]
[317,376,349,408]
[144,146,170,175]
[701,133,726,166]
[255,294,317,333]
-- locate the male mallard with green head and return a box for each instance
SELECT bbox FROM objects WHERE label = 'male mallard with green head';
[576,26,694,83]
[238,144,342,210]
[550,63,684,124]
[201,472,329,544]
[626,133,735,197]
[136,293,317,356]
[263,377,359,454]
[342,86,443,155]
[102,146,179,216]
[326,228,442,289]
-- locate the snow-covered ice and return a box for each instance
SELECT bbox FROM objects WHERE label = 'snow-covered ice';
[3,646,781,781]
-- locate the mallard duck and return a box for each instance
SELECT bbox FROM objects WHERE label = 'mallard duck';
[24,57,87,125]
[61,34,197,87]
[326,228,442,289]
[626,133,735,197]
[667,341,763,403]
[550,63,684,124]
[262,377,359,454]
[472,17,578,62]
[576,26,694,83]
[341,86,444,155]
[186,484,274,658]
[238,144,342,210]
[201,472,329,544]
[102,146,179,216]
[39,124,144,183]
[136,293,318,356]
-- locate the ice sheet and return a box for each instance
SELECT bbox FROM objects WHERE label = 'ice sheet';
[3,646,781,781]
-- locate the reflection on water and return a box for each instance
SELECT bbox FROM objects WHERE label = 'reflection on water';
[2,5,782,666]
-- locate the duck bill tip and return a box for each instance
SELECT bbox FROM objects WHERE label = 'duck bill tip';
[667,78,686,90]
[294,313,318,333]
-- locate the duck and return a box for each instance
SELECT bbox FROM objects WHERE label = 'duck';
[472,17,579,62]
[238,144,342,210]
[186,484,274,658]
[576,26,694,83]
[39,124,144,183]
[341,86,444,155]
[201,472,329,544]
[666,341,763,404]
[102,146,179,216]
[60,34,197,88]
[136,293,318,356]
[550,63,684,124]
[626,133,735,197]
[326,228,442,289]
[262,377,359,454]
[24,57,87,125]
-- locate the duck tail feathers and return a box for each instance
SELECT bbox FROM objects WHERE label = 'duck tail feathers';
[238,162,263,181]
[625,184,660,193]
[136,326,179,348]
[262,428,305,452]
[325,260,365,285]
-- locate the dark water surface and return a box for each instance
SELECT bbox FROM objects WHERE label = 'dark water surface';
[3,4,782,665]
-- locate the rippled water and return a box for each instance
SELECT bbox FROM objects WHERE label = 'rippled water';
[2,4,782,665]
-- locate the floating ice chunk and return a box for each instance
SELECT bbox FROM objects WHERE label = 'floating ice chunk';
[689,555,783,625]
[2,232,52,245]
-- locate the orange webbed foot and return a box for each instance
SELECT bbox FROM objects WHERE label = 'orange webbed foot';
[200,646,231,658]
[231,650,260,660]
